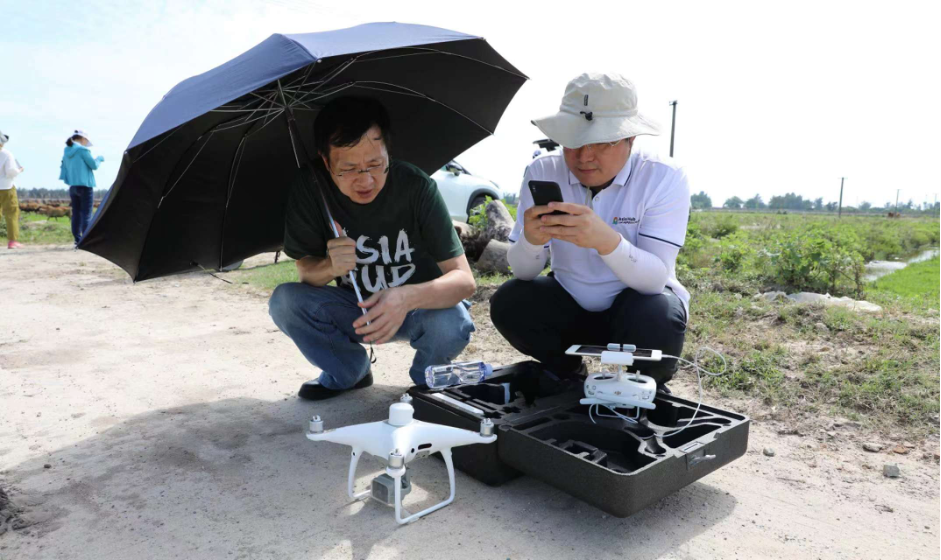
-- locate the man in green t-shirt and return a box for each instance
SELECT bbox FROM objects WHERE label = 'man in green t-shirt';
[269,97,477,400]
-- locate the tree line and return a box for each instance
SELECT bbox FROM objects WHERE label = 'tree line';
[15,187,108,200]
[690,191,940,215]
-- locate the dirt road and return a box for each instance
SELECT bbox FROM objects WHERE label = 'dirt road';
[1,246,938,559]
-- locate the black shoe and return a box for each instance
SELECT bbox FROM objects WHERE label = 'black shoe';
[657,383,672,395]
[298,373,374,401]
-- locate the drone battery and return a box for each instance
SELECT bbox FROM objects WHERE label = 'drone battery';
[409,360,750,518]
[371,473,411,506]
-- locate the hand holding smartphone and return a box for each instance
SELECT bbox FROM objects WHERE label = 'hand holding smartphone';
[528,180,567,216]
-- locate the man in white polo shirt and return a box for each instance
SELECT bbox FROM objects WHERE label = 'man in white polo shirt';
[490,72,689,386]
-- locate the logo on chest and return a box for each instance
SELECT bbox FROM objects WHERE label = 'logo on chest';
[612,216,639,225]
[340,229,416,293]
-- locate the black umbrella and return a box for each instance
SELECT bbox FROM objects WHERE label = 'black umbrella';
[79,22,526,281]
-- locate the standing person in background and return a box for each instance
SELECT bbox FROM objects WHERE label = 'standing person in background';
[0,130,25,249]
[59,130,104,246]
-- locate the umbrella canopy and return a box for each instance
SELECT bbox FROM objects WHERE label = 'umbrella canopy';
[79,22,526,281]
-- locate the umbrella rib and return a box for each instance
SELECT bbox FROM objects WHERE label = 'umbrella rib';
[287,54,364,104]
[254,109,287,135]
[283,61,319,92]
[214,95,267,111]
[289,82,358,108]
[132,126,183,164]
[226,136,248,210]
[353,46,528,80]
[209,107,283,113]
[212,89,282,133]
[352,81,494,134]
[157,131,215,209]
[348,84,426,99]
[219,134,248,267]
[278,72,307,111]
[211,111,279,134]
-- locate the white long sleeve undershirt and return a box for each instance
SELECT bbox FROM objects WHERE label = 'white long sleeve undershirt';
[507,233,679,296]
[506,233,549,280]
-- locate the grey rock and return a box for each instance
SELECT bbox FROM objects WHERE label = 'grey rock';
[483,200,514,243]
[756,291,787,302]
[475,239,511,275]
[763,447,776,457]
[814,322,830,334]
[786,292,883,313]
[863,442,883,453]
[883,464,901,478]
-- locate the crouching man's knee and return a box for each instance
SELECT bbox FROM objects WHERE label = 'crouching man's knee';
[418,303,475,354]
[489,278,527,332]
[268,282,307,329]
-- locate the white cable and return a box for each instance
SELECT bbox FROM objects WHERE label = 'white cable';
[656,347,726,438]
[586,347,727,441]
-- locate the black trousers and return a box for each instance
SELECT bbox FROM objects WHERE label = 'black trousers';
[489,275,687,384]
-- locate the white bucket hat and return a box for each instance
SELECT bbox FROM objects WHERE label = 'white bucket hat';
[71,129,93,146]
[532,72,660,149]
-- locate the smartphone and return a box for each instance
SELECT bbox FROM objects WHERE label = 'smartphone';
[528,180,567,215]
[565,344,663,362]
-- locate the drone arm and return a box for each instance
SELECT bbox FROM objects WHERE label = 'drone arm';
[393,448,457,525]
[347,447,370,501]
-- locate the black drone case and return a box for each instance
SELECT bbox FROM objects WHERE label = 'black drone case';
[408,361,749,518]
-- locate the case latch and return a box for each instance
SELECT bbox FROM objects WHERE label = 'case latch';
[680,441,716,470]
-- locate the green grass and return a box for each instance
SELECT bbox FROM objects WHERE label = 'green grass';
[871,257,940,304]
[227,212,939,436]
[1,212,75,245]
[688,285,939,433]
[227,260,299,290]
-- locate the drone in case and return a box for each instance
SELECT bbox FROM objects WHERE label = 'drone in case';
[567,342,727,437]
[306,394,496,524]
[567,344,663,416]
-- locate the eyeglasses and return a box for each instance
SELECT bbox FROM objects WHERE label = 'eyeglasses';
[331,161,389,179]
[565,139,624,155]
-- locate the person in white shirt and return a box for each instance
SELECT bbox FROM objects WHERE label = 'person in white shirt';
[490,73,690,386]
[0,130,26,249]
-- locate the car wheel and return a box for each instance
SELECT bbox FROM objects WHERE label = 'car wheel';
[467,195,489,218]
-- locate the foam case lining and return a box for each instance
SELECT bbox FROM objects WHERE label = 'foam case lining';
[408,361,749,518]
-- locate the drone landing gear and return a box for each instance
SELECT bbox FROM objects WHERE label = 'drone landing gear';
[346,447,458,524]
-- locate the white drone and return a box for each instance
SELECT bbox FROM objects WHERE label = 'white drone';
[306,394,496,524]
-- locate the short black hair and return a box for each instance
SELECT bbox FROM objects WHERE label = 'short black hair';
[313,97,391,161]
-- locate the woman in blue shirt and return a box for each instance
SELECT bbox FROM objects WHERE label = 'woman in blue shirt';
[59,130,104,245]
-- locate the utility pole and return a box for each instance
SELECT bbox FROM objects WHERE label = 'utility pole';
[895,189,900,214]
[668,100,678,158]
[838,177,845,218]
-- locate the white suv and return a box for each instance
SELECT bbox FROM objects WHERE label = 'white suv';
[431,160,502,222]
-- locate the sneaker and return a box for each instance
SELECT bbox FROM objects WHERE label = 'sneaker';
[7,241,24,249]
[298,372,374,401]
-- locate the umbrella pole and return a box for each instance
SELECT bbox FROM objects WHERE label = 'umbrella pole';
[278,81,370,322]
[320,184,370,318]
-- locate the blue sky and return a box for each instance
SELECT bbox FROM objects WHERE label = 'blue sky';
[3,0,940,208]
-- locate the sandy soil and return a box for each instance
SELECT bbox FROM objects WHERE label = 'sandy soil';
[1,246,938,560]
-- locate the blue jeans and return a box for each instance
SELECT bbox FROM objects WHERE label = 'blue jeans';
[69,185,94,245]
[269,283,475,389]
